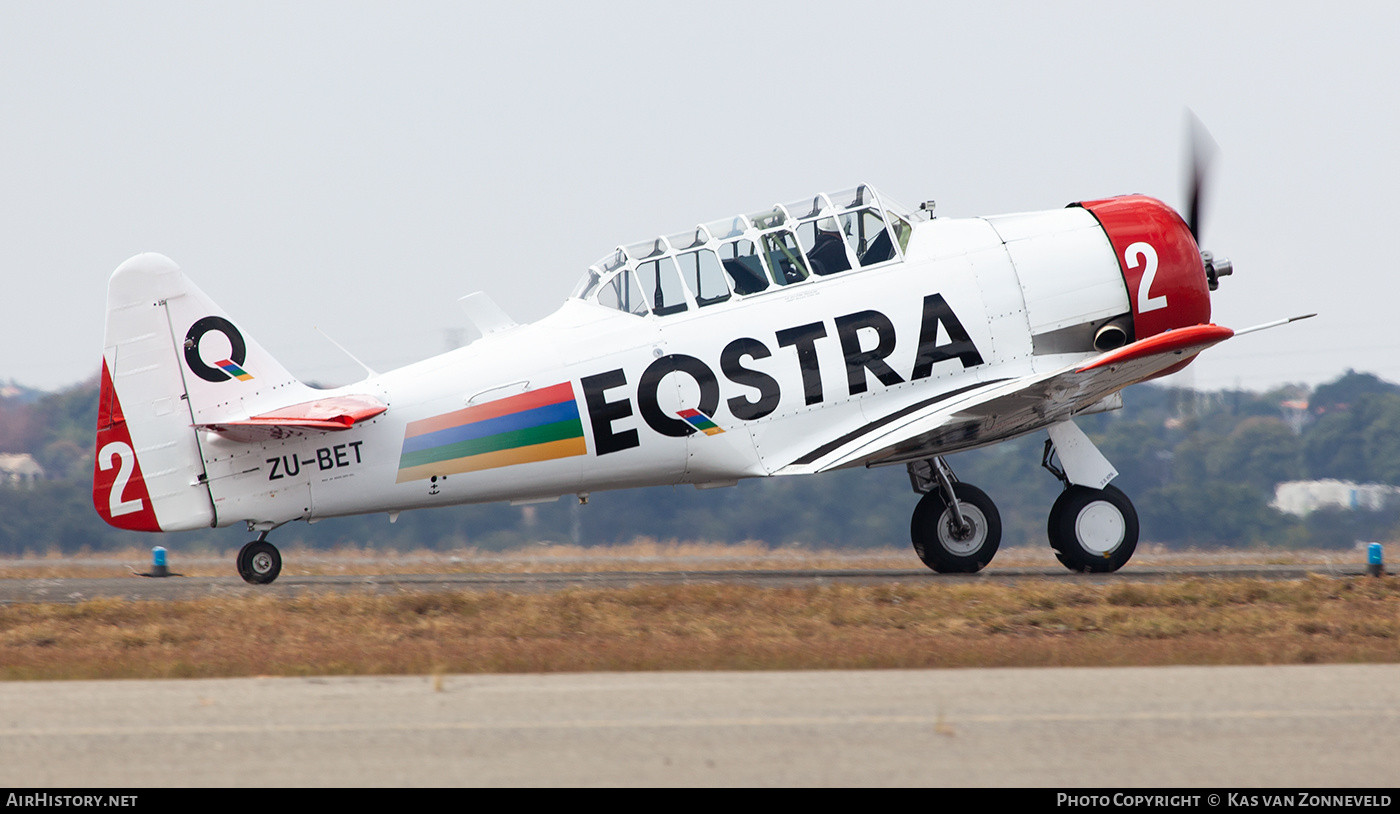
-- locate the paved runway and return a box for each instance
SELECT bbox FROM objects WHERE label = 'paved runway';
[1,664,1396,786]
[0,563,1372,604]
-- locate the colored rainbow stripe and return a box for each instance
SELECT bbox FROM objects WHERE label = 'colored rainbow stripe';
[678,408,724,436]
[216,359,254,381]
[396,382,586,482]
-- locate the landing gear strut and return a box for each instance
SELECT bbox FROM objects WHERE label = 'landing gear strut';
[237,532,282,585]
[908,457,1001,573]
[1042,438,1139,572]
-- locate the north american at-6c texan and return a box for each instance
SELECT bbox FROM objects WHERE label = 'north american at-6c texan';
[93,181,1306,583]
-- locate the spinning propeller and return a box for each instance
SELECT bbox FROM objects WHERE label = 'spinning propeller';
[1185,111,1233,291]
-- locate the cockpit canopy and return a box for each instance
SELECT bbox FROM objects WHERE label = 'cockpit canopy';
[571,185,915,317]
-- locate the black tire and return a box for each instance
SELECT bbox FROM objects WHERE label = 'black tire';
[1047,484,1139,573]
[237,540,282,585]
[910,482,1001,573]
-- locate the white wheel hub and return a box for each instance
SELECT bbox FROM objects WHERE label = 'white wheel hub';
[938,504,988,556]
[1075,501,1125,555]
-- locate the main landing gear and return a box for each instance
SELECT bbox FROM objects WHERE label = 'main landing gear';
[237,531,282,585]
[908,458,1001,573]
[907,442,1139,574]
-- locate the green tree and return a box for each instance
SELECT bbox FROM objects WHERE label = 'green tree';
[1360,398,1400,484]
[1302,393,1400,484]
[1136,481,1287,547]
[1207,417,1302,492]
[1309,370,1400,416]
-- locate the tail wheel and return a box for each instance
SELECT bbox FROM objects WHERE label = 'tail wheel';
[1047,484,1139,573]
[910,482,1001,573]
[237,540,282,585]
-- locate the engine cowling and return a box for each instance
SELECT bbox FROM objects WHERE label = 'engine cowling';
[1077,195,1211,340]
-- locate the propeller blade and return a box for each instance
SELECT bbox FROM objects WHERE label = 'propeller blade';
[1184,110,1219,242]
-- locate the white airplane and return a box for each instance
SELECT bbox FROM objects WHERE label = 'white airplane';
[93,182,1302,584]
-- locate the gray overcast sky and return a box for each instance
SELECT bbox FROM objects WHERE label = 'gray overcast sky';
[2,1,1396,392]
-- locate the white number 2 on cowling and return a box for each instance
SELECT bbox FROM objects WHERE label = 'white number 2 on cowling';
[1126,241,1167,313]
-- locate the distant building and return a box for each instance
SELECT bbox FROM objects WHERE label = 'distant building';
[1272,479,1400,516]
[0,453,44,485]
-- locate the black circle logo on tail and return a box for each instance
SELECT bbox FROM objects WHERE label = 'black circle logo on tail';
[184,316,248,383]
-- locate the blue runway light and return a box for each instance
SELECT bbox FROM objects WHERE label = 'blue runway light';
[149,546,170,577]
[1367,542,1384,578]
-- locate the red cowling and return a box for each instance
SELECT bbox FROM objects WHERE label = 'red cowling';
[1078,195,1211,340]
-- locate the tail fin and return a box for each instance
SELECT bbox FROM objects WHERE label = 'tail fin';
[93,253,319,531]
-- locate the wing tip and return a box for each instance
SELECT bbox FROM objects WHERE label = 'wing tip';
[1076,323,1234,373]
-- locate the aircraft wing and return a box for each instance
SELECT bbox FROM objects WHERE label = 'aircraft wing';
[196,394,388,442]
[775,324,1234,475]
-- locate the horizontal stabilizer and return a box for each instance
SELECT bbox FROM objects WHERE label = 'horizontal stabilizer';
[197,395,387,442]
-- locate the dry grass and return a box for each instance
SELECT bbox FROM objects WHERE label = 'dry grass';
[1,574,1396,681]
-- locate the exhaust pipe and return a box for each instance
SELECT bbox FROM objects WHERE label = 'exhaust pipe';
[1093,318,1132,352]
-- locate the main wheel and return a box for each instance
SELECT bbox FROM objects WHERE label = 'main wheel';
[1047,484,1139,573]
[910,482,1001,573]
[237,540,282,585]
